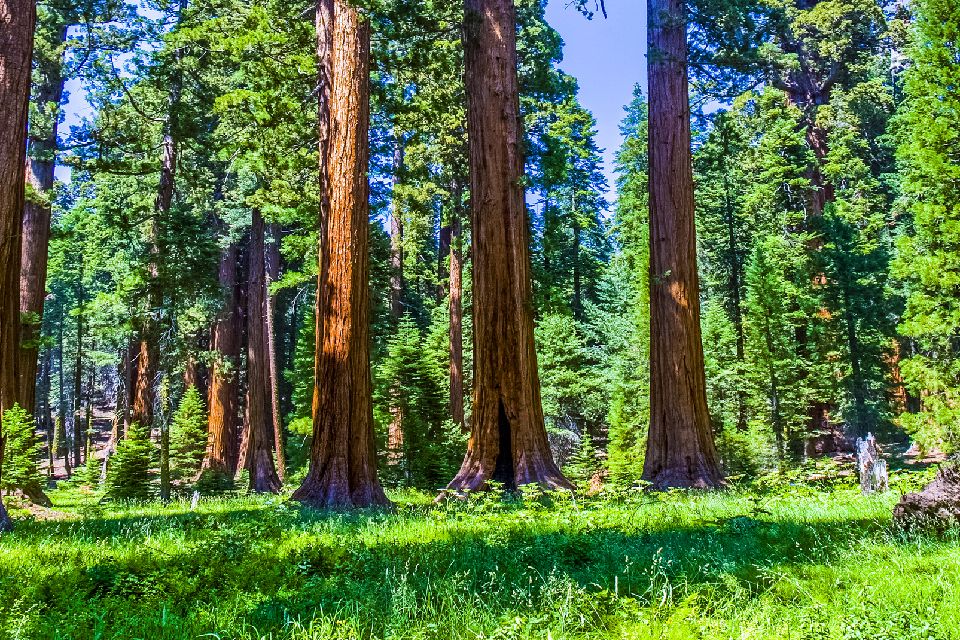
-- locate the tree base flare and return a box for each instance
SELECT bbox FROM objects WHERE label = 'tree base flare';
[894,463,960,531]
[292,475,392,510]
[642,462,725,491]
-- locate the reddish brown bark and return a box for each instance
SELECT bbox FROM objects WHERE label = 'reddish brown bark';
[242,210,281,493]
[448,192,465,431]
[293,0,389,509]
[642,0,722,489]
[0,0,37,531]
[18,22,66,416]
[264,223,286,482]
[129,337,155,428]
[200,242,241,482]
[446,0,571,493]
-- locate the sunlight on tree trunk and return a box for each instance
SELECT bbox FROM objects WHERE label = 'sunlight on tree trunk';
[642,0,722,490]
[445,0,572,494]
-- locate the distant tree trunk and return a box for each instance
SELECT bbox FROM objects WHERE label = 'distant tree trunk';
[160,413,170,501]
[183,333,207,398]
[243,210,281,493]
[446,0,571,493]
[131,0,185,433]
[642,0,722,489]
[842,283,867,437]
[0,0,37,531]
[438,225,452,301]
[201,244,241,483]
[449,188,465,431]
[777,42,838,448]
[571,210,582,321]
[40,350,53,474]
[72,312,83,468]
[387,140,405,471]
[18,22,67,415]
[57,319,70,476]
[130,124,176,430]
[389,141,404,319]
[84,365,93,457]
[120,341,133,436]
[129,336,155,428]
[720,128,747,432]
[293,0,390,508]
[264,222,286,482]
[887,339,908,414]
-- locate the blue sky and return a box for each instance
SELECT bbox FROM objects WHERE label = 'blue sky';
[544,0,647,196]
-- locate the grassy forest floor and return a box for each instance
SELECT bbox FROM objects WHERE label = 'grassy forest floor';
[1,467,959,640]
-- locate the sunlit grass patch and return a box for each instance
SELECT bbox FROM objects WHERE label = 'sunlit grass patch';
[0,472,957,639]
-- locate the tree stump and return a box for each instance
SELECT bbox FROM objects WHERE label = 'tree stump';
[856,433,888,494]
[894,463,960,531]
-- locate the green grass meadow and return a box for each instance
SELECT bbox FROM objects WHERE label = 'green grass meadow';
[2,470,958,639]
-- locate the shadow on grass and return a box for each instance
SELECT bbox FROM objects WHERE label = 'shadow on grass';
[0,494,903,639]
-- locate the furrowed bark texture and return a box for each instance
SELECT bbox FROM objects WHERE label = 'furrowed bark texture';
[642,0,723,489]
[244,210,281,493]
[200,242,241,482]
[292,0,389,509]
[446,0,571,493]
[0,0,37,531]
[448,203,464,431]
[265,223,286,482]
[19,21,66,415]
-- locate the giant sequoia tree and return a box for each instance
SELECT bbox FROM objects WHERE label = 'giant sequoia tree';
[199,240,241,485]
[642,0,722,489]
[0,0,37,531]
[293,0,389,508]
[243,210,282,493]
[19,2,68,415]
[445,0,571,493]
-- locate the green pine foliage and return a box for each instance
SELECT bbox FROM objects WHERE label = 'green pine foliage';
[563,430,600,489]
[600,86,650,486]
[170,386,208,481]
[892,0,960,453]
[105,423,157,501]
[0,405,45,495]
[77,447,103,491]
[375,315,453,487]
[537,313,602,467]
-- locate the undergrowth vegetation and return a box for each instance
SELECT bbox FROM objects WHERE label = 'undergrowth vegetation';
[1,468,957,640]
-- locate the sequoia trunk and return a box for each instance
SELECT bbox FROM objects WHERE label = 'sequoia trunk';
[18,21,67,415]
[449,202,465,431]
[446,0,571,493]
[292,0,389,508]
[642,0,723,489]
[243,210,281,493]
[200,242,241,484]
[264,223,286,482]
[0,0,37,531]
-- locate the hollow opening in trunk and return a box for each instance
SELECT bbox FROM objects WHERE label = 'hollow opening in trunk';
[492,399,515,490]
